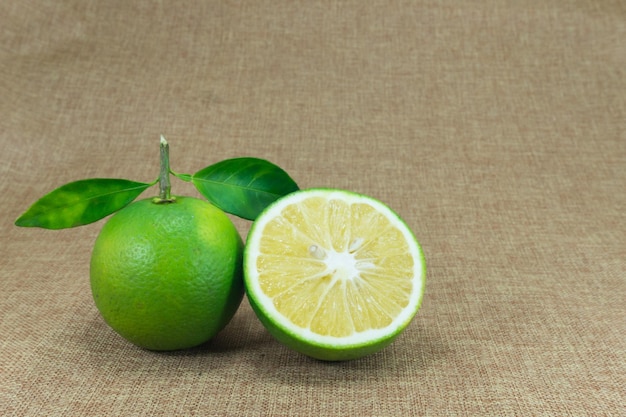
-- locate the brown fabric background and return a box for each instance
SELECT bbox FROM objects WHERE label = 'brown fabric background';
[1,1,624,416]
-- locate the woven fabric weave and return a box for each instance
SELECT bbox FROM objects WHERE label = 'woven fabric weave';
[1,1,624,416]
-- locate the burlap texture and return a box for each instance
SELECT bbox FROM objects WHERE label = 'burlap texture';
[1,1,624,416]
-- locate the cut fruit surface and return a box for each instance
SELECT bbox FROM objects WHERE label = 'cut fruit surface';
[244,188,426,360]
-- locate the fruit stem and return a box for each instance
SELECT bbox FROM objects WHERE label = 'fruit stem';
[155,135,175,203]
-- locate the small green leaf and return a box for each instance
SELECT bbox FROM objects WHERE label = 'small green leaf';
[15,178,155,229]
[192,158,299,220]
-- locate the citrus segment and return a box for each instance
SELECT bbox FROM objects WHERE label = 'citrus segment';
[244,188,426,360]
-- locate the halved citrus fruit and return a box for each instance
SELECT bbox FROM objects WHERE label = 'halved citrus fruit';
[244,188,426,360]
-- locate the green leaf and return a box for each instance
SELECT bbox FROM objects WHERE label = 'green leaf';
[15,178,154,229]
[192,157,299,220]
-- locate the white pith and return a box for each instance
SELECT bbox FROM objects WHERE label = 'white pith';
[245,189,425,347]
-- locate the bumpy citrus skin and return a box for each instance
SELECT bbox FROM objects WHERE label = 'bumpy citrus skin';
[90,196,244,351]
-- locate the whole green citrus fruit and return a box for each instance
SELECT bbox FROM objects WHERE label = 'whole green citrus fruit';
[90,196,244,351]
